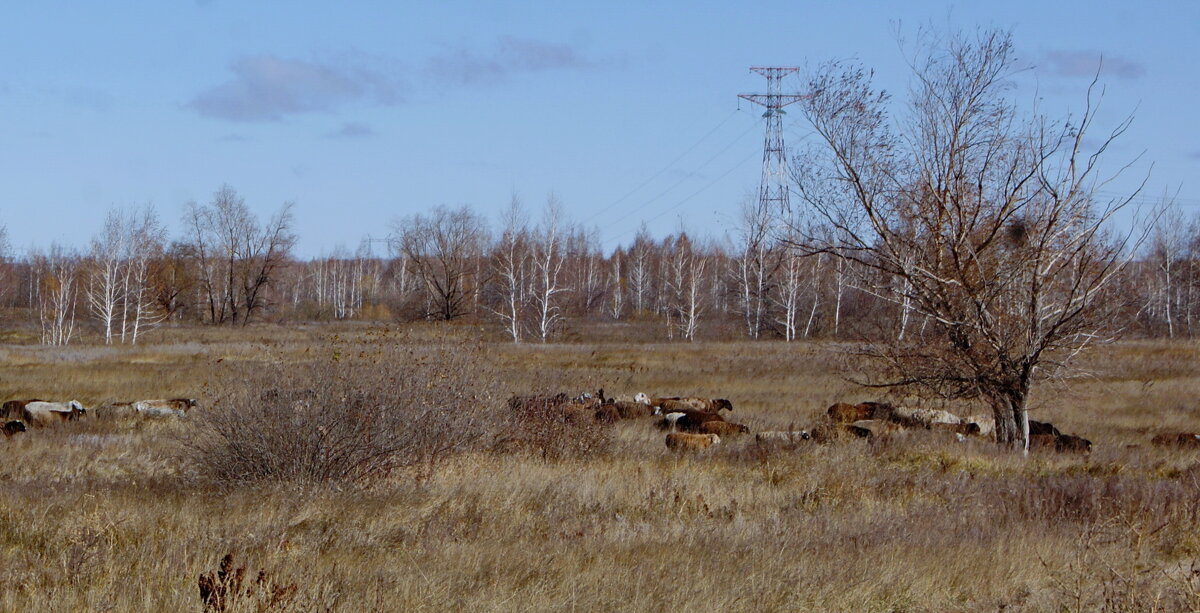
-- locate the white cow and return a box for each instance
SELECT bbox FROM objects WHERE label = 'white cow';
[22,401,86,427]
[133,398,197,417]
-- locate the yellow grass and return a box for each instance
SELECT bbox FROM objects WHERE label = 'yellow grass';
[3,323,1200,611]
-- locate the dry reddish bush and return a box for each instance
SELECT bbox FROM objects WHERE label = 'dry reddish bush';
[495,393,613,460]
[181,342,498,486]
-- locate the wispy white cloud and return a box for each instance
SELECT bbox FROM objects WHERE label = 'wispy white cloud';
[190,37,599,123]
[427,36,598,86]
[189,55,402,122]
[1040,50,1145,80]
[326,122,375,139]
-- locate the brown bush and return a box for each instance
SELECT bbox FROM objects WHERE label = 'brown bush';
[496,393,612,460]
[181,342,498,486]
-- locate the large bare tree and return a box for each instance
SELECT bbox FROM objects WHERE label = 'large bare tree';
[393,204,487,321]
[185,185,296,325]
[789,28,1146,449]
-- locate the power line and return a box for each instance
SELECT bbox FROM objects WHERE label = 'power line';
[599,118,760,229]
[581,109,743,226]
[610,148,760,244]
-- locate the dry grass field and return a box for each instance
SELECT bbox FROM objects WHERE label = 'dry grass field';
[3,323,1200,611]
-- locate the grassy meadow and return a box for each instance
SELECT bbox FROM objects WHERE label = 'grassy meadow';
[2,322,1200,611]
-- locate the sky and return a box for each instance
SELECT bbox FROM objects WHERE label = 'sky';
[1,1,1196,257]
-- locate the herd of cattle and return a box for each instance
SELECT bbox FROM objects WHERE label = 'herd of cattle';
[1,398,198,438]
[4,391,1199,456]
[506,391,1200,454]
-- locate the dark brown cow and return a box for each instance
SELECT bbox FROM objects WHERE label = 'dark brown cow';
[1029,420,1062,437]
[2,399,43,420]
[810,422,873,443]
[1030,432,1092,454]
[2,420,26,438]
[674,409,726,432]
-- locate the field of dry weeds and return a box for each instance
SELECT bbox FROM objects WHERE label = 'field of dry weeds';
[3,323,1200,611]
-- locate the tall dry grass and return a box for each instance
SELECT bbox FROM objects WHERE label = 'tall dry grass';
[2,324,1200,610]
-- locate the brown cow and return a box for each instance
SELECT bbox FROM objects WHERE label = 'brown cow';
[699,421,749,436]
[2,399,43,420]
[674,409,726,432]
[827,401,894,423]
[1029,420,1062,437]
[2,420,26,438]
[636,393,733,414]
[810,422,873,443]
[605,400,654,419]
[593,405,622,424]
[665,432,720,451]
[1030,432,1092,454]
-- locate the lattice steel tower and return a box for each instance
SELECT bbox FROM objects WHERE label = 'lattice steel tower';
[739,67,807,212]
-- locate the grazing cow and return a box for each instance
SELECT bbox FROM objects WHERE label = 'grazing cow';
[809,422,873,443]
[674,409,726,432]
[1028,420,1062,437]
[133,399,198,415]
[22,401,86,427]
[665,432,720,452]
[699,421,749,436]
[826,402,870,423]
[755,430,811,444]
[673,397,733,412]
[1030,431,1092,454]
[636,393,733,414]
[1151,432,1200,449]
[656,412,688,431]
[604,400,654,419]
[849,419,904,438]
[593,405,621,424]
[965,415,995,438]
[2,399,43,420]
[827,402,896,423]
[1056,434,1092,454]
[2,420,26,438]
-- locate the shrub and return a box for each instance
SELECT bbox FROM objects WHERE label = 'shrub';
[181,341,497,486]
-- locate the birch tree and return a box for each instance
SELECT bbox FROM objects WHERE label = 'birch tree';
[790,28,1146,449]
[530,195,567,341]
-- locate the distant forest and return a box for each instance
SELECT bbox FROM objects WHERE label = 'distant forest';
[0,184,1189,345]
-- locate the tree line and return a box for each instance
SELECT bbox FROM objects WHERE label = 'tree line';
[0,181,1189,347]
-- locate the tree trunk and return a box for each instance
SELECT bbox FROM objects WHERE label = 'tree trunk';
[989,386,1029,451]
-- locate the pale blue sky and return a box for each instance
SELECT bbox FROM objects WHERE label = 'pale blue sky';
[1,1,1195,255]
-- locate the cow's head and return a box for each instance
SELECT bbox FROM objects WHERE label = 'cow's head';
[714,398,734,412]
[69,400,86,415]
[634,392,650,405]
[709,434,721,444]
